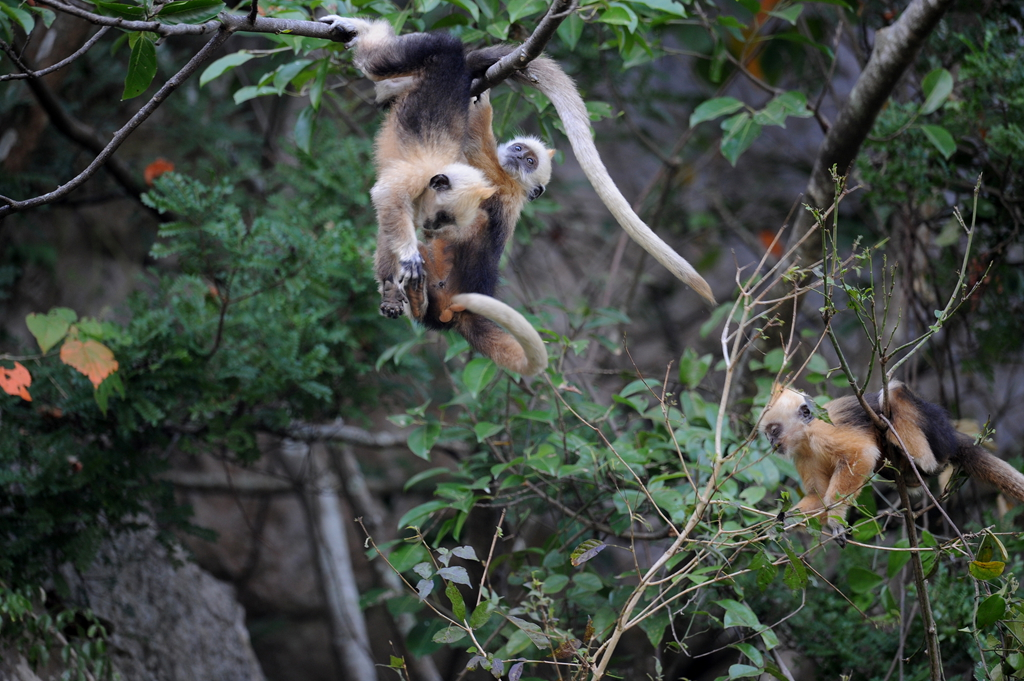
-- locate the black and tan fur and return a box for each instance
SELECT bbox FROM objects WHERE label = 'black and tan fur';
[318,16,496,318]
[374,42,717,303]
[320,16,549,375]
[760,381,1024,541]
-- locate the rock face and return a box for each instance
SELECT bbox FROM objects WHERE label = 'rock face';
[0,528,266,681]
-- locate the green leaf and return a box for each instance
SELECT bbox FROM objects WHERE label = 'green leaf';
[469,602,494,629]
[678,348,711,388]
[780,541,808,590]
[920,124,956,159]
[443,0,479,21]
[445,581,466,621]
[473,422,504,442]
[637,606,670,648]
[403,467,449,491]
[94,371,125,415]
[690,97,745,127]
[541,574,569,594]
[506,0,546,22]
[200,52,254,87]
[397,500,448,529]
[920,67,953,116]
[294,105,315,154]
[27,5,57,28]
[732,642,763,667]
[629,0,686,16]
[26,308,76,353]
[157,0,223,23]
[122,33,157,100]
[976,595,1006,629]
[887,539,912,578]
[273,59,313,93]
[715,599,760,629]
[968,560,1005,581]
[556,12,583,50]
[437,566,471,586]
[407,422,440,459]
[975,532,1008,563]
[847,567,884,594]
[432,625,467,644]
[386,543,430,573]
[720,112,762,166]
[506,616,549,647]
[310,58,328,111]
[233,84,278,105]
[750,550,778,591]
[599,3,638,32]
[0,3,33,35]
[728,664,762,679]
[462,357,497,399]
[753,91,813,127]
[88,0,147,20]
[767,4,802,24]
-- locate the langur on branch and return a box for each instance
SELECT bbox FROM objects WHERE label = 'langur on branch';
[760,381,1024,545]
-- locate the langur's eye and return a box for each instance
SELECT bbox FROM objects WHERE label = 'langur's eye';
[513,145,523,152]
[527,157,535,165]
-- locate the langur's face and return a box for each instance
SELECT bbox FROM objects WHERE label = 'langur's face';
[499,137,554,196]
[759,389,815,452]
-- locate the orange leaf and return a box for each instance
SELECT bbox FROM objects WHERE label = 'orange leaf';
[0,361,32,401]
[60,339,119,388]
[144,158,175,186]
[758,229,784,258]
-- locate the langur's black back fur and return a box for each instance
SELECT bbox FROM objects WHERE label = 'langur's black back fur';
[830,384,962,468]
[363,32,472,139]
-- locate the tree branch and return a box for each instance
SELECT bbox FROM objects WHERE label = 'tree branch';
[470,0,577,96]
[0,27,110,82]
[0,27,232,220]
[789,0,956,243]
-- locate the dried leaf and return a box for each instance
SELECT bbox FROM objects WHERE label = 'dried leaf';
[0,362,32,402]
[570,539,607,566]
[60,339,119,388]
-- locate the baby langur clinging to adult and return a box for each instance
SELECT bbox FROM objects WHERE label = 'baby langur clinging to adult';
[759,382,1024,545]
[317,15,496,318]
[464,45,716,304]
[397,90,552,375]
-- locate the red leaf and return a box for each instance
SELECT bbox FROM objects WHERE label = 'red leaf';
[144,158,175,186]
[758,229,784,258]
[0,362,32,401]
[60,339,119,388]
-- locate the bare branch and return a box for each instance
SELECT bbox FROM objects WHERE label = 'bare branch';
[0,27,233,220]
[29,0,343,39]
[790,0,956,244]
[470,0,577,96]
[0,27,111,82]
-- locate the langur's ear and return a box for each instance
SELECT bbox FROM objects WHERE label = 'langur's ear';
[547,149,556,159]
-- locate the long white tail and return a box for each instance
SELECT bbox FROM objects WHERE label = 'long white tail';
[515,59,716,304]
[451,293,548,376]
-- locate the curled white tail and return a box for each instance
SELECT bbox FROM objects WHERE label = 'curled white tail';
[516,59,715,304]
[451,293,548,376]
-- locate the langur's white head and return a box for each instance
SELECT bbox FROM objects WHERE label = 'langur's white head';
[499,137,555,201]
[759,387,816,455]
[414,163,496,235]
